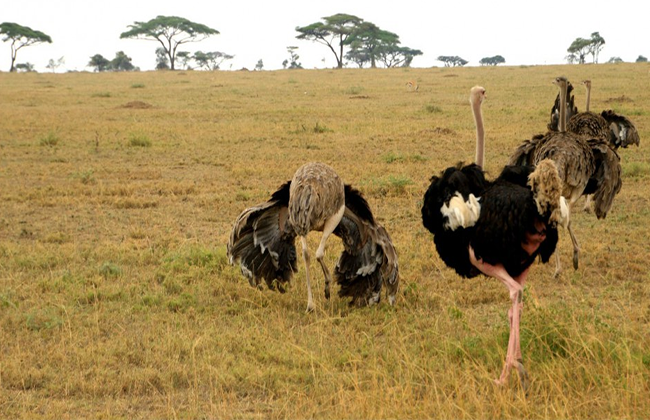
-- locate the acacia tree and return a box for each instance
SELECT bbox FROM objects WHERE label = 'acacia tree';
[587,32,605,63]
[46,56,65,72]
[345,22,395,68]
[88,54,111,72]
[193,51,234,70]
[110,51,136,71]
[479,55,505,66]
[0,22,52,72]
[344,22,421,68]
[155,47,170,69]
[567,33,605,64]
[437,56,468,67]
[120,16,219,70]
[296,13,362,69]
[567,38,590,64]
[282,46,302,69]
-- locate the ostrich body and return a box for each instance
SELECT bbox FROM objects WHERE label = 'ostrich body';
[289,162,346,311]
[549,80,635,215]
[422,86,567,388]
[228,162,399,311]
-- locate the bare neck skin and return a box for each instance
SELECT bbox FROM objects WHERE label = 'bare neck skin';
[472,96,485,168]
[558,81,567,133]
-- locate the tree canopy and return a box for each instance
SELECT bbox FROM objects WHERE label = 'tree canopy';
[344,22,421,68]
[479,55,505,66]
[193,51,235,71]
[87,51,136,72]
[120,16,219,70]
[88,54,111,72]
[567,32,605,64]
[296,13,362,69]
[0,22,52,72]
[437,56,468,67]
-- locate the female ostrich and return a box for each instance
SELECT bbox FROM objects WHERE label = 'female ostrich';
[509,76,621,276]
[422,86,567,388]
[549,79,637,214]
[573,80,640,150]
[228,162,399,312]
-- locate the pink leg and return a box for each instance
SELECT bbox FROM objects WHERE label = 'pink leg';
[469,246,529,389]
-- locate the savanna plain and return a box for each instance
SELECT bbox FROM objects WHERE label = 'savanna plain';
[1,64,649,419]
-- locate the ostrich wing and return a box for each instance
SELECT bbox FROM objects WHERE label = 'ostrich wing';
[584,140,623,219]
[227,181,298,292]
[508,134,545,167]
[600,110,640,149]
[333,185,399,306]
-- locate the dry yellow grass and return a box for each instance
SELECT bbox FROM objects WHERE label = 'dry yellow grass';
[1,64,649,419]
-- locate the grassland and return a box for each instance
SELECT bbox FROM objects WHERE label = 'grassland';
[1,64,649,419]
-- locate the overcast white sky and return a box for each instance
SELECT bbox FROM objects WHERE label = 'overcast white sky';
[2,0,647,72]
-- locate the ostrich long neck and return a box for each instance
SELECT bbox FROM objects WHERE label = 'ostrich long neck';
[558,82,567,133]
[585,83,591,112]
[472,97,485,168]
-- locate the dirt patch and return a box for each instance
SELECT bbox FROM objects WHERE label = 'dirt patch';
[604,95,634,103]
[120,101,153,109]
[349,95,371,99]
[422,127,457,136]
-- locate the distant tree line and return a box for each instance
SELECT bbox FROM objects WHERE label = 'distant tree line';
[2,17,647,72]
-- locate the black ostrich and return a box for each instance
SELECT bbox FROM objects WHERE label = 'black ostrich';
[421,86,568,388]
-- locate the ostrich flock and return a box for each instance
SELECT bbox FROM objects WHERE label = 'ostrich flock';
[227,76,639,389]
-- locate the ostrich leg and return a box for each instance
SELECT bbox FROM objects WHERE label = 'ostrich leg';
[315,205,346,300]
[300,236,315,313]
[469,246,529,390]
[567,220,580,270]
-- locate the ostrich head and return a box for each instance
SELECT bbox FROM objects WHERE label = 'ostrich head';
[469,86,486,105]
[552,76,568,90]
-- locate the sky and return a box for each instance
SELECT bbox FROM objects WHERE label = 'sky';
[2,0,647,73]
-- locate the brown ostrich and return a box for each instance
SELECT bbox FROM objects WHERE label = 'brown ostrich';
[228,162,399,312]
[509,76,622,277]
[548,80,632,215]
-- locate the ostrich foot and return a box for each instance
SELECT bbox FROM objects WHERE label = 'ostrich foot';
[306,302,315,313]
[515,360,530,392]
[494,360,528,391]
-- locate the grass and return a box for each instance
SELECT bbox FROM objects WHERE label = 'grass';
[1,64,649,419]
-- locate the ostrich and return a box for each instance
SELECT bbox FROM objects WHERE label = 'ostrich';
[575,80,640,150]
[509,76,621,276]
[552,80,638,213]
[422,86,568,389]
[228,162,399,312]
